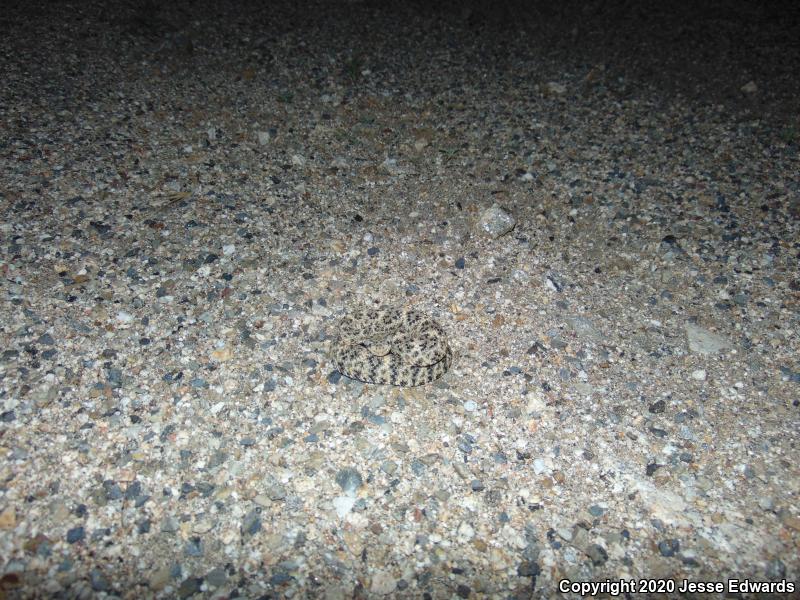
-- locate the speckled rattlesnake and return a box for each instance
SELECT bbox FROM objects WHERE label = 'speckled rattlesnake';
[333,308,452,386]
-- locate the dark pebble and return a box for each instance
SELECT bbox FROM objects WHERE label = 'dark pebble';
[517,560,540,577]
[178,577,203,598]
[586,544,608,565]
[674,411,689,423]
[66,526,85,544]
[658,538,680,557]
[515,449,531,460]
[207,451,227,469]
[184,537,203,556]
[206,567,227,587]
[240,437,256,447]
[470,479,485,492]
[269,572,293,586]
[36,539,53,558]
[137,519,151,534]
[646,463,661,476]
[125,481,142,500]
[0,411,15,422]
[335,468,363,492]
[455,257,465,269]
[37,333,55,345]
[778,366,800,383]
[89,569,109,591]
[196,482,215,497]
[456,584,471,598]
[649,400,666,413]
[526,342,544,355]
[588,504,605,517]
[90,221,111,234]
[327,370,341,384]
[242,509,262,536]
[367,247,379,256]
[266,426,284,439]
[163,371,182,382]
[457,439,473,454]
[410,459,426,476]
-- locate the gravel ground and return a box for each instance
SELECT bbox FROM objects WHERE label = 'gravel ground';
[1,1,799,598]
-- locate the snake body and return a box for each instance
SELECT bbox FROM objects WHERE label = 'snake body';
[333,308,452,386]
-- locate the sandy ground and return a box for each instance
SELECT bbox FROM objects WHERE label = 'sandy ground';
[1,1,798,598]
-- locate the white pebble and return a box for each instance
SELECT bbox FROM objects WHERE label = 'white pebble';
[741,80,758,94]
[691,369,707,381]
[370,571,396,595]
[457,521,475,541]
[332,496,356,518]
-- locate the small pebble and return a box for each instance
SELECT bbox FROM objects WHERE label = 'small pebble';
[66,527,85,544]
[658,538,680,557]
[335,468,363,494]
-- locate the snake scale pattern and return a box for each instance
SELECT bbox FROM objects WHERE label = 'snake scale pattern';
[333,308,452,386]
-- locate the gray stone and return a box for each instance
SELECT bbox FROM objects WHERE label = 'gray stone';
[475,203,515,238]
[335,468,363,493]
